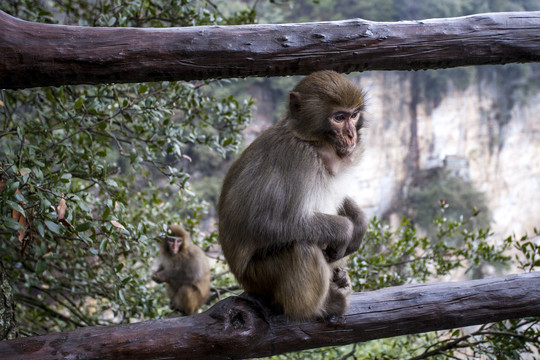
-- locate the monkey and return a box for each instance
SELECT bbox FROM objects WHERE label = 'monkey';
[218,70,367,321]
[152,224,211,315]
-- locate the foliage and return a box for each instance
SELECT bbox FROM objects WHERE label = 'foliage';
[0,0,253,336]
[351,205,507,292]
[398,168,491,240]
[510,228,540,273]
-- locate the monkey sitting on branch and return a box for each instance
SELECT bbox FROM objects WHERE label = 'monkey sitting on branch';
[152,225,211,315]
[218,70,367,321]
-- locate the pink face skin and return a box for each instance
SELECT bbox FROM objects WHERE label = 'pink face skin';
[168,237,183,255]
[328,107,362,157]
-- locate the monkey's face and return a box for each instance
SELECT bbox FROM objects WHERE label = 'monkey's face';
[168,237,183,255]
[327,107,362,157]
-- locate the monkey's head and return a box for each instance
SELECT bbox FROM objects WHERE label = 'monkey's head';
[163,224,190,255]
[288,70,365,157]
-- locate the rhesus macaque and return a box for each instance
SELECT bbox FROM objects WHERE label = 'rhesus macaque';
[218,70,367,321]
[152,225,211,315]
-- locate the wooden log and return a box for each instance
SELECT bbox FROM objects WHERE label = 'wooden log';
[1,11,540,89]
[0,272,539,360]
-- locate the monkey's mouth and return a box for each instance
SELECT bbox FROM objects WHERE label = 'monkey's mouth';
[334,138,356,157]
[336,146,355,158]
[331,131,357,158]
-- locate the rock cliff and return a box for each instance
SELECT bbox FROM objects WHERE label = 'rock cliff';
[352,71,540,237]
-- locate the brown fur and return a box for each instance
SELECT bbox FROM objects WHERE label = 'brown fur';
[152,225,211,315]
[218,71,367,321]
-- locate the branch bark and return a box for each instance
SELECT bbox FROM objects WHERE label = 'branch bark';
[1,10,540,89]
[0,272,539,360]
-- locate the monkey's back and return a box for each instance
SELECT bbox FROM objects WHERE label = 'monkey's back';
[218,119,321,279]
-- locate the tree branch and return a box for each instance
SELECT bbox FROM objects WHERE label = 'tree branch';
[1,10,540,89]
[0,272,539,360]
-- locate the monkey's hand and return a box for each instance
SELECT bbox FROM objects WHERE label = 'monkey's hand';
[312,212,353,263]
[339,197,367,257]
[323,241,348,263]
[152,271,165,283]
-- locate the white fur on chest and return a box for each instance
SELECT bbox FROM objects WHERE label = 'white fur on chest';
[305,169,356,215]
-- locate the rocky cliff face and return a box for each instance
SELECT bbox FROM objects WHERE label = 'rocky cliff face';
[248,70,540,238]
[351,71,540,237]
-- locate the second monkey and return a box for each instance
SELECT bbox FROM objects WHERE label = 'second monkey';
[152,225,210,315]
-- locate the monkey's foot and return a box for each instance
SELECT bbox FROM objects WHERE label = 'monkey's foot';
[323,268,352,317]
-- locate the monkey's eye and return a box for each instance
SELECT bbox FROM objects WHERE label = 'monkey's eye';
[351,110,360,119]
[333,113,346,122]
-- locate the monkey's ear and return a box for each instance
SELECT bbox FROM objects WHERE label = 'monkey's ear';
[289,91,302,117]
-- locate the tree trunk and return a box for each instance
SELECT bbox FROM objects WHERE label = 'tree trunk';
[1,10,540,89]
[0,272,538,360]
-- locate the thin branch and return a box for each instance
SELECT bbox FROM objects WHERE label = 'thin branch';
[14,293,86,328]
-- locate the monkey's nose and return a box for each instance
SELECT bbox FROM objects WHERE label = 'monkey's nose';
[346,127,355,140]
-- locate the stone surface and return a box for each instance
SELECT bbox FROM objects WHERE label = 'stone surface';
[354,71,540,237]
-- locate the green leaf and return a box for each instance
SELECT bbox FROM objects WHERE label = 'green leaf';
[76,222,92,232]
[79,201,91,214]
[44,220,61,234]
[35,260,46,275]
[60,173,72,183]
[32,158,45,167]
[35,221,45,238]
[79,234,93,245]
[74,97,84,109]
[105,179,118,188]
[14,191,25,202]
[6,200,25,216]
[138,84,148,94]
[3,217,24,231]
[118,289,126,305]
[17,126,24,140]
[45,89,55,102]
[7,181,20,193]
[99,237,109,253]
